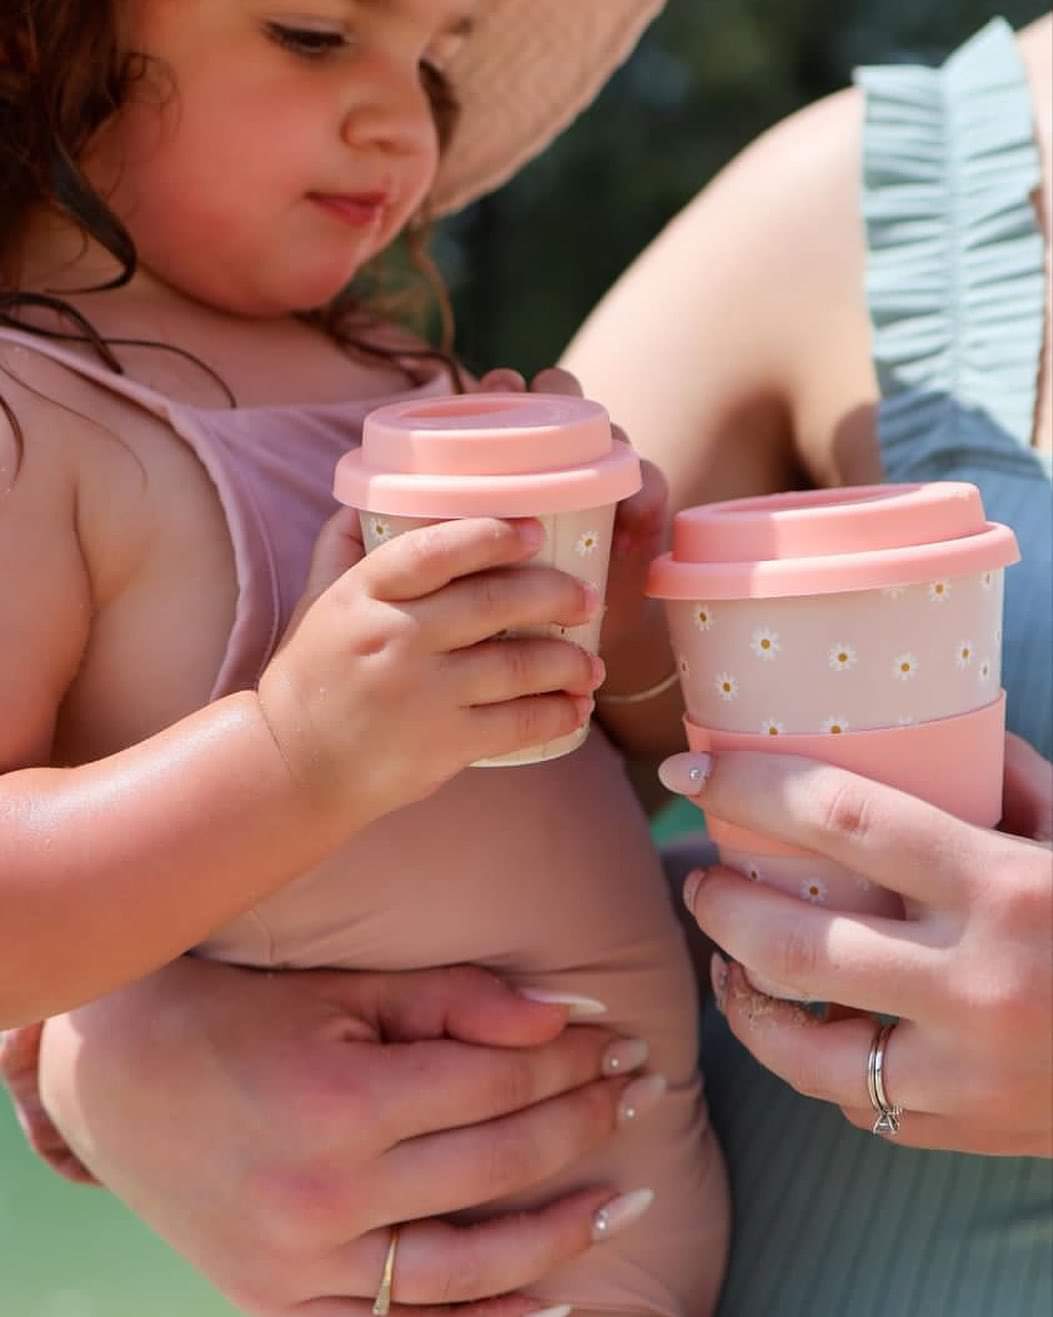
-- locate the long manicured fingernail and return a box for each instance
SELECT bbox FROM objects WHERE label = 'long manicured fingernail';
[524,1306,573,1317]
[617,1074,667,1125]
[710,952,729,1014]
[591,1188,656,1243]
[683,868,706,915]
[518,989,608,1019]
[602,1037,649,1077]
[658,753,712,796]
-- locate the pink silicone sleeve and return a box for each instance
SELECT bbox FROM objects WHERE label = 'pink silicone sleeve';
[684,694,1007,857]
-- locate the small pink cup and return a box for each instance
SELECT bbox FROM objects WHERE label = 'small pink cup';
[648,483,1020,937]
[334,392,641,766]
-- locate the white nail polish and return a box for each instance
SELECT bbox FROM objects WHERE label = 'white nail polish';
[591,1188,656,1243]
[617,1073,667,1125]
[518,989,608,1019]
[523,1306,573,1317]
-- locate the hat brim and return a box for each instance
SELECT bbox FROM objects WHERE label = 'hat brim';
[431,0,666,216]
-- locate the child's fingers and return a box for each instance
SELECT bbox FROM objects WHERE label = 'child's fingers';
[412,566,599,651]
[447,636,603,706]
[467,693,592,762]
[282,508,365,638]
[530,367,584,397]
[477,368,527,393]
[365,518,543,602]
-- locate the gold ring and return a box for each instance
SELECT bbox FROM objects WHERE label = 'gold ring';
[371,1226,399,1316]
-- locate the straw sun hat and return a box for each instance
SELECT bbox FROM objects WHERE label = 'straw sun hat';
[430,0,666,215]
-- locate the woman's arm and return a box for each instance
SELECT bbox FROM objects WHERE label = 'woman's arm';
[37,958,658,1313]
[662,735,1053,1157]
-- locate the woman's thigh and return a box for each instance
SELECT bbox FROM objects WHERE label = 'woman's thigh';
[701,1004,1053,1317]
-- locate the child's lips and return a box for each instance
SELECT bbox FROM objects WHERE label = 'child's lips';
[309,192,388,227]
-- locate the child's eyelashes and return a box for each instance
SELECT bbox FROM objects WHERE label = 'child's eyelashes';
[264,21,352,61]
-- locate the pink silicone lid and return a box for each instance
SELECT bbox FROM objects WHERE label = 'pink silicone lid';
[334,393,642,517]
[648,482,1020,600]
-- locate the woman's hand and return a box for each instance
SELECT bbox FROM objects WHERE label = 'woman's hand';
[38,957,655,1315]
[477,367,668,653]
[660,734,1053,1157]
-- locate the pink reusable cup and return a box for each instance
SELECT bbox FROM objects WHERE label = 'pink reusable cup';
[334,392,641,767]
[647,483,1020,932]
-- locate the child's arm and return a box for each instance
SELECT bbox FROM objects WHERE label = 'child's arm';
[1,417,602,1026]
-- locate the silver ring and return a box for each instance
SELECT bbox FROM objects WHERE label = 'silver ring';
[866,1021,904,1136]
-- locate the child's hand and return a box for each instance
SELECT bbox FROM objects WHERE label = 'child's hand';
[477,367,669,652]
[257,511,605,836]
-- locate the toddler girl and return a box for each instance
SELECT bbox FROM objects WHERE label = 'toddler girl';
[0,3,727,1312]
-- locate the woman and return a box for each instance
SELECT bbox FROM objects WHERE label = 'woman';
[565,12,1052,1314]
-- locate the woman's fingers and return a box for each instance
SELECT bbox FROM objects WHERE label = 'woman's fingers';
[688,865,942,1017]
[368,1025,646,1143]
[662,751,999,908]
[447,636,602,705]
[316,1185,633,1309]
[715,961,946,1114]
[368,1071,664,1223]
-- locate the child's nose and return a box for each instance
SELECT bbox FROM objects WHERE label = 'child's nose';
[342,63,436,158]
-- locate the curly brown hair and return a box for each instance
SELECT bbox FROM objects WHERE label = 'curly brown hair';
[0,0,465,450]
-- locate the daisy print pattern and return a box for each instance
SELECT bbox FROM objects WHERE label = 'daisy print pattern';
[982,570,995,590]
[751,627,780,661]
[370,517,393,541]
[893,653,919,681]
[821,716,850,735]
[800,877,828,905]
[693,604,715,632]
[882,585,907,599]
[760,718,785,736]
[575,530,600,557]
[715,672,739,702]
[746,864,763,883]
[678,654,690,678]
[978,658,993,684]
[955,640,975,670]
[928,580,951,604]
[828,642,857,673]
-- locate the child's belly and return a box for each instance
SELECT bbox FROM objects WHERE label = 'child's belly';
[202,728,728,1314]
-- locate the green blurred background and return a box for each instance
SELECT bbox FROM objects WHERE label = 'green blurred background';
[3,1,1046,1313]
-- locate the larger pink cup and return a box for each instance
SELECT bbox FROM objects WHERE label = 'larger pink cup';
[648,483,1020,929]
[335,392,641,766]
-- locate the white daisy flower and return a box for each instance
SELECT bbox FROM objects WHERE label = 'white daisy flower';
[760,718,786,737]
[751,627,781,661]
[678,654,691,677]
[893,653,919,681]
[693,603,715,632]
[928,580,951,604]
[882,585,907,599]
[828,642,858,672]
[955,641,975,670]
[370,517,392,541]
[714,672,739,702]
[978,658,993,683]
[800,877,829,905]
[896,714,915,726]
[575,530,600,557]
[821,716,850,735]
[981,570,995,590]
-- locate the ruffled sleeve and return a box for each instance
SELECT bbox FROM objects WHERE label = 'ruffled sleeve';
[855,18,1047,477]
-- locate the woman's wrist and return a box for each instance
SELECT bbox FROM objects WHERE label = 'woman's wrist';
[596,601,686,757]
